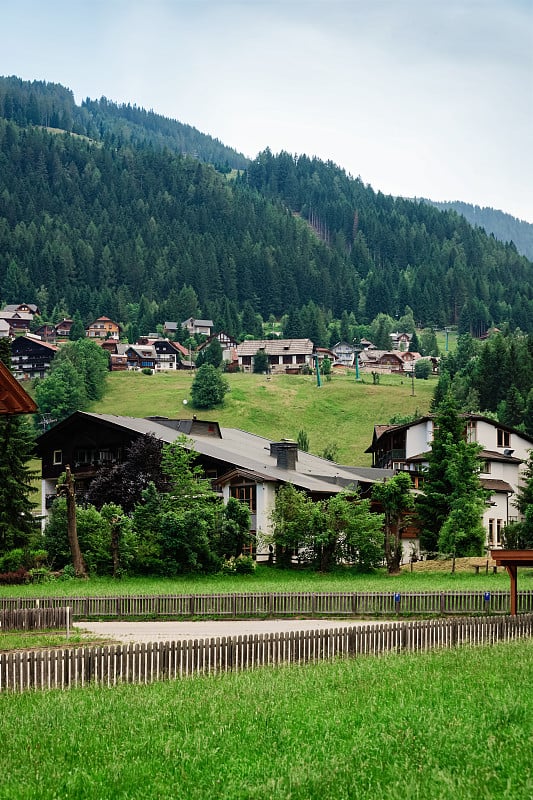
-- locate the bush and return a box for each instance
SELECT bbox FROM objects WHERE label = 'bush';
[141,368,153,375]
[0,548,26,572]
[0,568,29,585]
[235,555,256,574]
[414,360,431,379]
[222,555,256,574]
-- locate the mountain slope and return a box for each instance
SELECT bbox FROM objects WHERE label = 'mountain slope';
[1,76,533,339]
[424,200,533,261]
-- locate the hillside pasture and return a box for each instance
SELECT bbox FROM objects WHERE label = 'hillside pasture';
[89,369,435,465]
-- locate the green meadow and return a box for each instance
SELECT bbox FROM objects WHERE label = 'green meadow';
[89,369,435,466]
[0,563,530,599]
[1,640,532,800]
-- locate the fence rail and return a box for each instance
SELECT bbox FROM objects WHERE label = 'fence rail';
[1,613,532,693]
[1,591,532,619]
[0,607,70,632]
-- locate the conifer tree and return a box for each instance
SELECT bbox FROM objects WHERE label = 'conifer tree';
[0,340,38,556]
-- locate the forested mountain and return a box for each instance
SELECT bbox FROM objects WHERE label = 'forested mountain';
[1,76,533,340]
[245,150,533,334]
[0,76,248,170]
[425,199,533,261]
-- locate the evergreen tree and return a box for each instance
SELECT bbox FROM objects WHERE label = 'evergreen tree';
[0,340,38,555]
[253,349,269,374]
[68,311,86,341]
[409,329,420,353]
[190,364,228,409]
[371,473,413,574]
[417,392,485,556]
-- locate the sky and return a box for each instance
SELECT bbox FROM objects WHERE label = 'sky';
[2,0,533,222]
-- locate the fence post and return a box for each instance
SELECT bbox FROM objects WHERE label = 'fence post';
[394,593,401,615]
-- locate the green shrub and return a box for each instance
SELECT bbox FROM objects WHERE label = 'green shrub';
[141,368,153,375]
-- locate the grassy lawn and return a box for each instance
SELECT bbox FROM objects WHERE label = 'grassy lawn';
[0,564,530,598]
[0,639,531,799]
[0,629,109,651]
[89,369,435,465]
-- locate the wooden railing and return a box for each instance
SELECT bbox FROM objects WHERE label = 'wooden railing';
[1,591,532,619]
[1,614,532,693]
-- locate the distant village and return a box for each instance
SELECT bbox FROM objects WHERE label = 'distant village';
[0,302,436,381]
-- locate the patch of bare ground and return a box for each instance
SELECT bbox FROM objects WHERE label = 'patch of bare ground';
[401,556,497,573]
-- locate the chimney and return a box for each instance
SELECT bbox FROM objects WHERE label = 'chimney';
[270,441,298,470]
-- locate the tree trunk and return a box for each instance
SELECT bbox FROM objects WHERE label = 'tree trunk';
[65,466,88,578]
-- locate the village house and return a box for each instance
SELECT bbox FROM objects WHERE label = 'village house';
[331,341,354,367]
[55,319,74,338]
[0,310,33,334]
[358,349,421,374]
[0,319,11,338]
[196,331,238,363]
[181,317,214,338]
[10,335,58,380]
[390,331,412,350]
[366,414,533,555]
[36,412,392,556]
[86,316,121,341]
[236,338,315,374]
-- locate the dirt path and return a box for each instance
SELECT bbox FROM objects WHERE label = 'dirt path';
[78,618,388,644]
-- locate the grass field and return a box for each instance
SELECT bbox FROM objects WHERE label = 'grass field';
[1,639,531,799]
[89,369,435,465]
[0,563,530,598]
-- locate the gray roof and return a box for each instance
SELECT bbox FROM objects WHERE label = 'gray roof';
[236,339,314,357]
[0,311,33,321]
[80,413,383,494]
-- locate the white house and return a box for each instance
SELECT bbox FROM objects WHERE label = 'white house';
[366,414,533,554]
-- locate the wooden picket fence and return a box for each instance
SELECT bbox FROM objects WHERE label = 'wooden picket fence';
[1,590,532,619]
[1,613,532,693]
[0,606,70,632]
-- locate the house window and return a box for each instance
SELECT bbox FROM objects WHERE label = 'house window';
[53,450,62,465]
[497,429,510,448]
[488,519,494,545]
[466,420,477,443]
[481,460,491,474]
[496,519,503,546]
[230,483,256,513]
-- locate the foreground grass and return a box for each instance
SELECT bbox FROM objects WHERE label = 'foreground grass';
[1,639,531,799]
[0,565,529,598]
[89,370,435,465]
[0,630,108,651]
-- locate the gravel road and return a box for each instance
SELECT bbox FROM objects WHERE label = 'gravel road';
[79,618,385,643]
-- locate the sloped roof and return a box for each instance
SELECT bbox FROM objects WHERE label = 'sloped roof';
[0,361,37,414]
[236,339,314,357]
[38,411,386,495]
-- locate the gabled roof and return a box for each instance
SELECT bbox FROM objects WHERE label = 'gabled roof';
[10,336,58,353]
[366,415,533,454]
[182,318,214,327]
[37,411,385,495]
[2,304,39,314]
[0,361,37,414]
[0,311,33,321]
[236,339,314,357]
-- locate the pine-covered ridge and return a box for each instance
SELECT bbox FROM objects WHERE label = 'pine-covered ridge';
[1,75,533,337]
[424,199,533,262]
[0,75,248,170]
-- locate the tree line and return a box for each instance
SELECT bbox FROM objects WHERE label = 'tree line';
[1,79,533,341]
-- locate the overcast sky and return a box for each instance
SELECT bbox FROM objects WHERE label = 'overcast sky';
[3,0,532,222]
